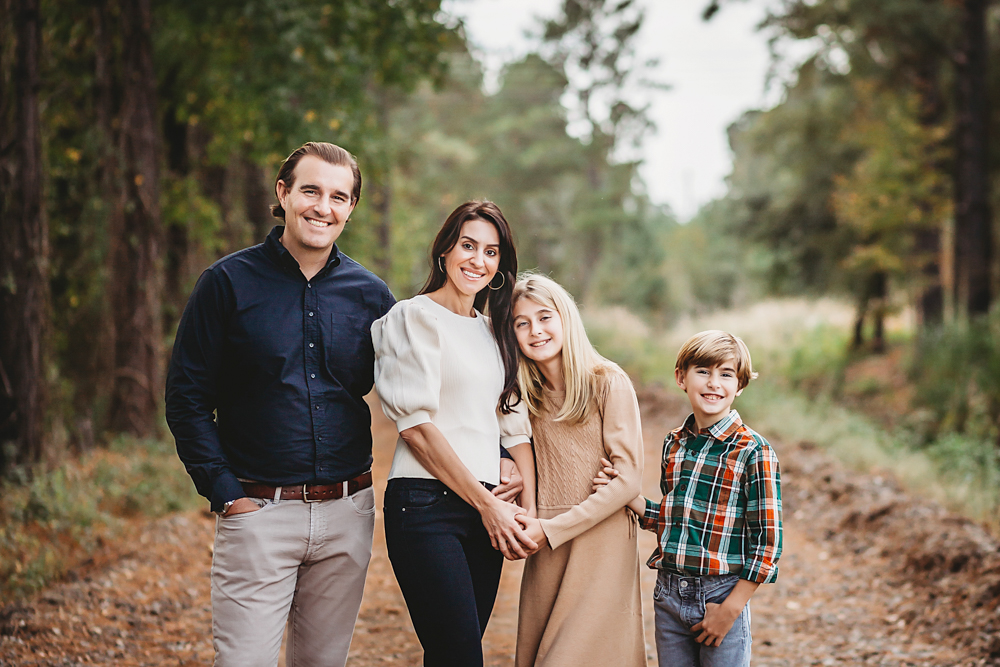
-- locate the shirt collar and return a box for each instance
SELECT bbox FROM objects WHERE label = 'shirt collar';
[681,409,743,441]
[264,225,342,276]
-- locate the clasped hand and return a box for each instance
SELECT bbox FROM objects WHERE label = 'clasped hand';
[481,499,537,560]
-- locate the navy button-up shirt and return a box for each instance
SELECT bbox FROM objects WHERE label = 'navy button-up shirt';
[165,226,395,511]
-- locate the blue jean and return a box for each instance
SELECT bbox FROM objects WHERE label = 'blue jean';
[653,571,752,667]
[383,478,504,667]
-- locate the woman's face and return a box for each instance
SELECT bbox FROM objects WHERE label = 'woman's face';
[441,218,501,298]
[513,297,564,366]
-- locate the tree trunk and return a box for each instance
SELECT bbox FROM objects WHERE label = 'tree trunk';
[244,158,273,243]
[871,271,887,353]
[0,0,49,469]
[953,0,992,316]
[106,0,163,437]
[914,58,946,328]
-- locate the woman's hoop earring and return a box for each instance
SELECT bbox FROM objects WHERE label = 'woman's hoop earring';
[438,256,446,273]
[489,272,505,291]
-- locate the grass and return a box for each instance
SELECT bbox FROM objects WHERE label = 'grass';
[584,298,1000,534]
[0,432,201,601]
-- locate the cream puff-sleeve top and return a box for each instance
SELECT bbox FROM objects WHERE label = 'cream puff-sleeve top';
[371,294,531,484]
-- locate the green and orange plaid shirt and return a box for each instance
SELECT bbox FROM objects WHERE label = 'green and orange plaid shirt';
[639,410,782,584]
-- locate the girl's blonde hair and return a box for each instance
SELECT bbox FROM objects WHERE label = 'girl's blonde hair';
[512,274,618,423]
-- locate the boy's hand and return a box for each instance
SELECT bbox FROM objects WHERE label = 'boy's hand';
[591,457,619,493]
[691,600,741,646]
[691,579,759,646]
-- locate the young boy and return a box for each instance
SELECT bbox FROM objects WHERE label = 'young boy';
[624,330,782,666]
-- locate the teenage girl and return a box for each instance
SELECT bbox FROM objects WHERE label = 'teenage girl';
[511,273,645,667]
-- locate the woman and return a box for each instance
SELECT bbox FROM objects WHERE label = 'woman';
[512,274,646,667]
[371,201,536,667]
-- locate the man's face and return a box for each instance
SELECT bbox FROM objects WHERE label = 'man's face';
[275,155,355,258]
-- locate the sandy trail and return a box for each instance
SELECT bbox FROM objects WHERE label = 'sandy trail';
[2,387,998,666]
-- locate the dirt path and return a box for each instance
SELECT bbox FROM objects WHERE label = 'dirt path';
[3,387,999,666]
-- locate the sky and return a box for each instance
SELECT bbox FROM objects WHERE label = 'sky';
[441,0,788,221]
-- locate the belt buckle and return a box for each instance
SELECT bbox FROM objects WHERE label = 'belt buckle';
[302,484,320,503]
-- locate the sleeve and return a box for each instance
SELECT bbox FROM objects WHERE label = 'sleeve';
[540,371,645,550]
[498,396,531,449]
[741,437,783,584]
[164,267,244,513]
[639,496,662,532]
[371,300,442,432]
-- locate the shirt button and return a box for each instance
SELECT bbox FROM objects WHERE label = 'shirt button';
[677,483,687,492]
[307,283,312,288]
[310,373,316,379]
[680,581,688,589]
[315,405,320,410]
[309,311,314,317]
[309,343,315,348]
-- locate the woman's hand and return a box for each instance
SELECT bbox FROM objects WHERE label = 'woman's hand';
[480,497,536,560]
[591,457,620,493]
[515,515,548,554]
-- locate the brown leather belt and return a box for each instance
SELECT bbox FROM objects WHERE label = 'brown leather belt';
[242,471,373,502]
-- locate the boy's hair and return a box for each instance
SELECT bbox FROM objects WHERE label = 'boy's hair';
[675,330,758,390]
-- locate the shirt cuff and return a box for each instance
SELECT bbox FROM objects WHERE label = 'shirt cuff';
[210,471,247,514]
[639,497,661,532]
[740,559,779,584]
[396,410,432,432]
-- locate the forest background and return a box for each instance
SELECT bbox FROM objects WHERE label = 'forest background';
[3,0,1000,598]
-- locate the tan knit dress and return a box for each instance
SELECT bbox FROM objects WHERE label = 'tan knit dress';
[515,367,646,667]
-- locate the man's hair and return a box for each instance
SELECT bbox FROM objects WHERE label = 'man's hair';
[675,330,758,390]
[512,273,617,424]
[270,142,362,219]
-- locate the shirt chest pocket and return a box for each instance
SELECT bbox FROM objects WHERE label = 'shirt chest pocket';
[708,458,747,513]
[323,313,374,390]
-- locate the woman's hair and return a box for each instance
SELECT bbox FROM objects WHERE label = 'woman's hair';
[419,201,521,412]
[512,273,617,424]
[270,142,362,219]
[675,330,758,390]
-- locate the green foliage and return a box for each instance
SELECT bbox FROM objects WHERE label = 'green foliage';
[0,434,200,600]
[726,60,858,294]
[908,317,1000,443]
[831,83,951,300]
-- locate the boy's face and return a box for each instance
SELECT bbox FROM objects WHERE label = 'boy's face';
[675,356,743,430]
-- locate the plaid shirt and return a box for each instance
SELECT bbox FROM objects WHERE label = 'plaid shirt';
[639,410,782,584]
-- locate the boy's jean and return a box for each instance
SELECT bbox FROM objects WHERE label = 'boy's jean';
[653,571,752,667]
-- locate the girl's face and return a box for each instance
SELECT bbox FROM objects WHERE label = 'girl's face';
[513,297,564,366]
[441,218,501,298]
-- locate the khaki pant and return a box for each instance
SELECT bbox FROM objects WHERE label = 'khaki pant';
[211,487,375,667]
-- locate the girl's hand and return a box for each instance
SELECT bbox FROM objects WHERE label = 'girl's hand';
[515,514,548,554]
[591,457,620,493]
[480,497,536,560]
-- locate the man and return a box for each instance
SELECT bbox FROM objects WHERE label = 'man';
[166,142,523,666]
[166,142,393,666]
